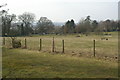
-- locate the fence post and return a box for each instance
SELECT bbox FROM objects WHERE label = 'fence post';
[62,40,64,53]
[52,37,55,52]
[25,38,27,48]
[93,40,96,57]
[3,37,5,45]
[39,38,42,51]
[11,38,13,48]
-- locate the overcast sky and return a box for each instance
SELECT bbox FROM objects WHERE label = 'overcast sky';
[0,0,119,22]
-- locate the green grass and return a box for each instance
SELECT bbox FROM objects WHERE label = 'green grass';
[2,47,118,78]
[2,32,118,78]
[5,32,118,58]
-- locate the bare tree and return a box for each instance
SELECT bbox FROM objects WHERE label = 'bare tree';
[0,4,7,36]
[18,12,35,35]
[36,17,54,34]
[2,14,16,36]
[76,19,87,33]
[0,4,8,16]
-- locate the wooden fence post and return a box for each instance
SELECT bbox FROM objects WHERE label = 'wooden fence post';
[93,40,96,57]
[3,37,5,45]
[39,38,42,51]
[62,40,64,53]
[52,37,55,52]
[25,38,27,48]
[11,38,13,48]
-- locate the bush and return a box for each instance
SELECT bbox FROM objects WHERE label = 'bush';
[12,39,21,48]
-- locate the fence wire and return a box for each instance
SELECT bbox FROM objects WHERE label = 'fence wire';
[4,36,118,59]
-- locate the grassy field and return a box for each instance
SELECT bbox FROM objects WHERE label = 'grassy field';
[2,47,118,78]
[2,32,118,78]
[5,32,118,58]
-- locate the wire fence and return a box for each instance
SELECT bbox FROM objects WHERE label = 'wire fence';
[3,36,118,60]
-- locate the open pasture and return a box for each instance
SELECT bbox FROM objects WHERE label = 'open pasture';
[4,32,118,59]
[2,32,118,78]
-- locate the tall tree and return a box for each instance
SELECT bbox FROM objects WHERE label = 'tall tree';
[85,16,91,21]
[110,20,118,31]
[2,14,16,36]
[36,17,54,34]
[64,20,70,34]
[75,19,87,33]
[18,12,35,35]
[0,4,7,36]
[70,19,76,33]
[76,16,92,34]
[64,19,76,34]
[92,20,98,32]
[84,16,92,33]
[105,19,111,32]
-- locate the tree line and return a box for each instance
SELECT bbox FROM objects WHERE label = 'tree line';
[0,11,119,37]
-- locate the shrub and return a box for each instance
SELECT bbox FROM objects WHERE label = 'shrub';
[11,37,21,48]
